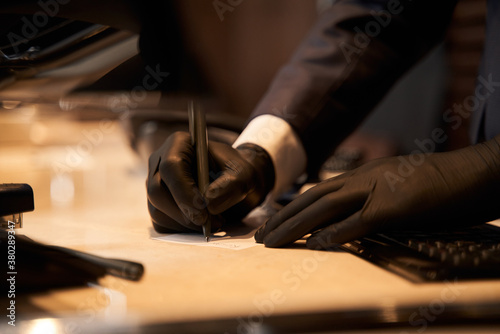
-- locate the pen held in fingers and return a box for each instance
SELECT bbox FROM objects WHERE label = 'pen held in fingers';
[188,101,212,242]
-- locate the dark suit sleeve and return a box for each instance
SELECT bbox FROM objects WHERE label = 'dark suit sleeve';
[250,0,458,176]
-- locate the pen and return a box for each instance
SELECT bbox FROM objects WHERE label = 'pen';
[50,245,145,281]
[188,101,211,242]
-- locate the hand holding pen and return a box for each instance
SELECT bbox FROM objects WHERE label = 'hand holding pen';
[146,101,275,237]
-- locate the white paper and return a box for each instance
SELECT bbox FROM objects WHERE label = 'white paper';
[150,202,280,250]
[152,229,259,250]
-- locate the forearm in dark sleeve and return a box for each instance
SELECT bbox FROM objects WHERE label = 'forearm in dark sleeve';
[250,0,458,176]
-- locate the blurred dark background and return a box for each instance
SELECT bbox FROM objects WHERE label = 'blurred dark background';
[0,0,488,164]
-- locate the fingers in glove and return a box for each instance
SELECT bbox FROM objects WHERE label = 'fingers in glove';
[205,166,253,214]
[147,172,201,230]
[148,200,199,233]
[157,132,208,226]
[254,176,347,243]
[306,211,373,250]
[147,150,161,181]
[205,142,254,214]
[259,189,365,248]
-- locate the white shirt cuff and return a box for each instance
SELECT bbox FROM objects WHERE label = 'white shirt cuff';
[232,115,307,198]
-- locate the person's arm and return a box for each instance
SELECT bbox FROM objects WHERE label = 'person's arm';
[237,0,458,186]
[256,135,500,249]
[147,0,459,232]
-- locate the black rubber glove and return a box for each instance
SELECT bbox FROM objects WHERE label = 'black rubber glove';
[255,135,500,250]
[147,131,275,233]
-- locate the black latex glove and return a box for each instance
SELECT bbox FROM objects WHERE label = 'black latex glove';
[255,136,500,250]
[147,131,275,233]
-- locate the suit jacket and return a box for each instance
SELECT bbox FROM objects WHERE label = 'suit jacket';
[470,0,500,144]
[249,0,464,176]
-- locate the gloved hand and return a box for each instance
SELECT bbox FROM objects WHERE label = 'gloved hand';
[147,131,275,233]
[255,135,500,250]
